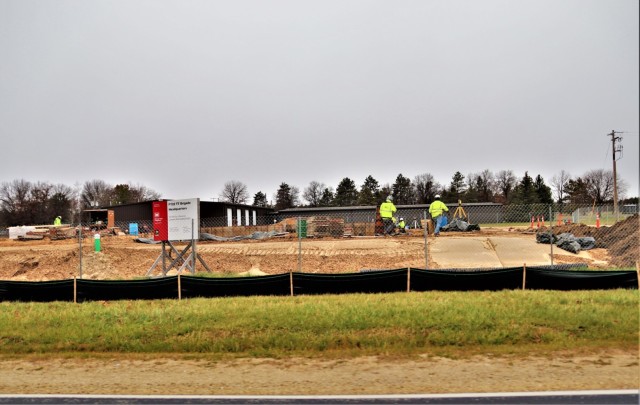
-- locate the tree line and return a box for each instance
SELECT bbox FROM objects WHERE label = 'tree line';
[1,169,633,226]
[0,180,160,227]
[220,169,632,210]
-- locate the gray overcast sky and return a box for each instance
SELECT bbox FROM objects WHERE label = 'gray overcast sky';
[1,0,638,202]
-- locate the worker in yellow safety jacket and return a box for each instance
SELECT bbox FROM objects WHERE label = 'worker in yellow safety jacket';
[397,217,407,233]
[53,216,62,226]
[379,197,397,235]
[428,195,449,236]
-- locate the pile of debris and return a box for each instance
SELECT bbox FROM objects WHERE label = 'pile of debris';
[537,214,639,267]
[305,216,345,237]
[9,225,77,241]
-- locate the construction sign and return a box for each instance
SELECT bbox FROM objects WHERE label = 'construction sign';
[153,198,200,242]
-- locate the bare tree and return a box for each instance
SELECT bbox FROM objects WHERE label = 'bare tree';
[0,179,32,225]
[303,181,326,207]
[413,173,440,204]
[495,170,517,203]
[81,180,114,208]
[220,180,249,204]
[550,170,572,203]
[583,169,627,203]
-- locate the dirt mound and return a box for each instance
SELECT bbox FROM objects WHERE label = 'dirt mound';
[539,214,639,268]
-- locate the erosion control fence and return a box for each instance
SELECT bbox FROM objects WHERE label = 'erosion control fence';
[0,267,637,302]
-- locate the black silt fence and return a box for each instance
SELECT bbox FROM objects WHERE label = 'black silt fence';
[76,278,178,302]
[410,268,524,291]
[0,268,637,302]
[525,268,639,291]
[180,274,291,298]
[0,279,74,302]
[292,269,408,295]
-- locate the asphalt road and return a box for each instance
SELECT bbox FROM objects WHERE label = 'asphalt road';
[0,390,637,404]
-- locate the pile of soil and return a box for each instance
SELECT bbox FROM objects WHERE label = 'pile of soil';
[539,214,639,268]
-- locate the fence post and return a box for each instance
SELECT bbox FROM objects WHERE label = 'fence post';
[549,205,554,268]
[178,274,182,300]
[407,268,410,292]
[78,221,83,279]
[297,216,302,273]
[290,271,294,296]
[423,210,428,270]
[522,263,527,290]
[636,261,639,290]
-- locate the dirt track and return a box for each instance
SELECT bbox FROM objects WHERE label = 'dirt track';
[1,351,638,395]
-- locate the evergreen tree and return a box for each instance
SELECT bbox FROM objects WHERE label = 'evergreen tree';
[334,177,359,206]
[252,191,268,207]
[318,188,334,207]
[445,171,466,202]
[512,172,536,204]
[357,175,380,206]
[534,175,553,204]
[392,173,414,205]
[274,183,294,210]
[564,177,590,204]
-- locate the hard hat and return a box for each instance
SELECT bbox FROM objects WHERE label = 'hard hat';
[399,217,404,221]
[57,216,61,218]
[435,194,441,199]
[386,196,392,202]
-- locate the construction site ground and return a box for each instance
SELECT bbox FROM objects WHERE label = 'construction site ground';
[0,218,638,395]
[2,219,637,281]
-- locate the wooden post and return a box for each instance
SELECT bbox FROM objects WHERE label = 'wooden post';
[73,276,77,304]
[178,274,182,300]
[636,261,639,290]
[407,268,411,293]
[290,271,294,296]
[522,263,527,290]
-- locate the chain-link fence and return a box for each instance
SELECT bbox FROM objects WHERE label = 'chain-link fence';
[1,203,638,276]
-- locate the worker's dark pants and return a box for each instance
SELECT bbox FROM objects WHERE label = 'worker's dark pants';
[383,218,395,234]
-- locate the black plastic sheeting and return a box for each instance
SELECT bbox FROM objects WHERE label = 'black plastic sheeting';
[293,269,408,295]
[181,274,290,298]
[0,268,637,302]
[410,268,524,291]
[525,267,639,290]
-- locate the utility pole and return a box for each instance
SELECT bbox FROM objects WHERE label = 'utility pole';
[607,130,623,216]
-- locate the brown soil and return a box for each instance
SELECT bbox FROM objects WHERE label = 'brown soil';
[539,214,640,268]
[1,219,637,281]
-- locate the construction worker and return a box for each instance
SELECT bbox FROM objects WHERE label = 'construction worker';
[379,196,397,235]
[429,195,449,236]
[53,216,62,226]
[397,217,406,233]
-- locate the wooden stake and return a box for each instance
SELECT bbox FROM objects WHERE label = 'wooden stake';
[73,276,77,304]
[290,271,294,296]
[522,263,527,290]
[407,268,411,293]
[636,261,639,290]
[178,274,182,300]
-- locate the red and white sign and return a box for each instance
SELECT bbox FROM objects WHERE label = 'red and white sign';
[153,198,200,242]
[152,201,168,241]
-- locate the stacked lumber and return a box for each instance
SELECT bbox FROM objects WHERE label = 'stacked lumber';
[306,216,344,237]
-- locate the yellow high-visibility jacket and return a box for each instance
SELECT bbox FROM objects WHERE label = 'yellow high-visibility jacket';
[429,200,449,218]
[379,201,397,219]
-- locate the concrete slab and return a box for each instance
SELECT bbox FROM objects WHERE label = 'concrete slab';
[430,237,502,268]
[489,237,552,267]
[430,236,553,269]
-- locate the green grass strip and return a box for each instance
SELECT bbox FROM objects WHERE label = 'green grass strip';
[1,290,637,358]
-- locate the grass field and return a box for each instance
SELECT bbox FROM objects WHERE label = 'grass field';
[1,290,637,359]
